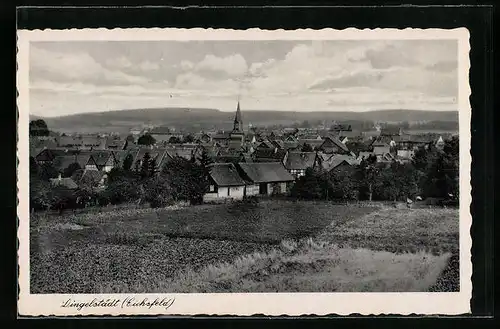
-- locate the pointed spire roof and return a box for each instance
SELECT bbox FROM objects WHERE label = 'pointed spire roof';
[234,101,242,124]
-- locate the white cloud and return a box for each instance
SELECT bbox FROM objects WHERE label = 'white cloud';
[30,46,149,86]
[195,53,248,77]
[106,56,133,69]
[28,40,459,117]
[180,60,194,70]
[139,61,160,71]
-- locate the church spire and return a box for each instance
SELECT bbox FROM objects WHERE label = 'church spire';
[233,101,243,132]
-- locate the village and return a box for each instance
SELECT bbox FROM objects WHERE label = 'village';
[29,101,459,210]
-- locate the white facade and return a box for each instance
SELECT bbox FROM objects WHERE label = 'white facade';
[397,149,415,159]
[245,184,260,196]
[204,185,245,202]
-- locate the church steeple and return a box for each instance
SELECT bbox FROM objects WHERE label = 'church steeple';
[233,101,243,133]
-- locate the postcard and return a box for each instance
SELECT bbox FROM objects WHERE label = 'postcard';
[17,27,471,316]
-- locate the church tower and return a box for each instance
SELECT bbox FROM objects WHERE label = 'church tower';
[232,101,243,133]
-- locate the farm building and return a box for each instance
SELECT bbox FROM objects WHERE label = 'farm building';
[372,141,391,155]
[204,163,247,201]
[316,154,359,173]
[237,162,294,196]
[252,148,288,164]
[284,152,317,178]
[52,154,98,173]
[317,136,350,154]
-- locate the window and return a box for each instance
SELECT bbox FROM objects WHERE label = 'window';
[209,185,215,192]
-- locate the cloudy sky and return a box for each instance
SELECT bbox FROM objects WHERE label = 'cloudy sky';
[29,40,458,117]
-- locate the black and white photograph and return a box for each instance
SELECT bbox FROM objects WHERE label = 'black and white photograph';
[17,28,472,316]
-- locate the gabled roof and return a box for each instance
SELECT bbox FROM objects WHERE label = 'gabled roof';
[52,155,93,171]
[209,163,246,186]
[319,136,350,153]
[89,151,114,166]
[283,141,300,150]
[318,154,359,172]
[237,162,294,183]
[105,138,127,150]
[253,148,288,162]
[256,140,275,149]
[165,148,193,161]
[284,152,317,170]
[298,139,324,148]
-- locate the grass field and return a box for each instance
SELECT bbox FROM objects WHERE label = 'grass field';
[30,200,459,294]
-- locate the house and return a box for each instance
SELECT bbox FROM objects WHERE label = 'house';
[435,136,445,149]
[392,134,434,150]
[316,154,359,173]
[105,138,127,150]
[52,154,98,173]
[35,148,68,164]
[338,130,362,144]
[131,148,171,172]
[213,148,245,164]
[372,141,391,155]
[397,149,415,159]
[237,162,294,196]
[204,163,247,202]
[255,140,276,150]
[90,151,117,172]
[196,133,212,144]
[297,139,324,150]
[317,136,350,154]
[252,148,288,164]
[284,152,317,178]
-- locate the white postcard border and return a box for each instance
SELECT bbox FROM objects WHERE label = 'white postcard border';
[17,27,472,316]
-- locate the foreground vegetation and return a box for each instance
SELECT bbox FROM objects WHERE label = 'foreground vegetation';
[30,201,458,294]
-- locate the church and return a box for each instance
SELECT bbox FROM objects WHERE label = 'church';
[212,101,246,149]
[229,101,245,143]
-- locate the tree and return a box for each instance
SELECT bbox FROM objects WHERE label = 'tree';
[356,154,379,201]
[162,156,207,204]
[168,136,182,144]
[104,179,141,205]
[140,152,152,179]
[144,176,173,208]
[137,133,156,146]
[29,119,50,136]
[63,162,81,178]
[291,168,325,199]
[29,156,39,177]
[38,162,59,181]
[122,153,133,171]
[326,167,359,201]
[30,176,52,211]
[301,143,314,152]
[183,134,195,143]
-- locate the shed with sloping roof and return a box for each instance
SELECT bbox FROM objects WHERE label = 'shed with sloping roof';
[204,163,247,202]
[237,162,294,196]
